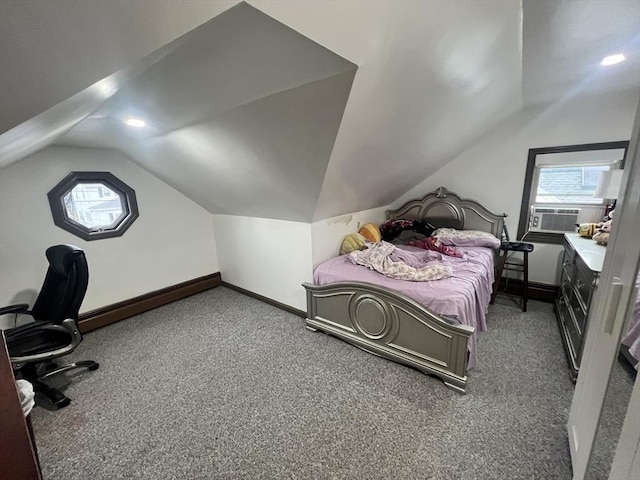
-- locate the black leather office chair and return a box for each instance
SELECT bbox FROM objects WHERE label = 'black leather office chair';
[0,245,99,408]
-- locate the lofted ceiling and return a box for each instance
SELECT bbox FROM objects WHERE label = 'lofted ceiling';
[523,0,640,106]
[1,1,639,222]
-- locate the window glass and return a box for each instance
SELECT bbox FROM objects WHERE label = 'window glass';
[63,183,125,230]
[535,165,608,205]
[48,172,139,241]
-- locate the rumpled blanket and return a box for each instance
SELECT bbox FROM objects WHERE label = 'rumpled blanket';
[347,241,452,281]
[408,236,463,257]
[621,271,640,368]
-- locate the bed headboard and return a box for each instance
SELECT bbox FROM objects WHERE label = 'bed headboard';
[385,186,507,238]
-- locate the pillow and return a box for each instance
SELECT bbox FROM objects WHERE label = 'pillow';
[340,233,367,255]
[358,223,381,243]
[432,228,501,249]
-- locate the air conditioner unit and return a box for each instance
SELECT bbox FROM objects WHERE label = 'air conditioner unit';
[529,207,581,232]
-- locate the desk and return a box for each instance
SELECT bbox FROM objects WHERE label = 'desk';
[0,331,42,480]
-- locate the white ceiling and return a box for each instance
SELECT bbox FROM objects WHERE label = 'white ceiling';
[1,0,639,222]
[523,0,640,106]
[60,3,356,148]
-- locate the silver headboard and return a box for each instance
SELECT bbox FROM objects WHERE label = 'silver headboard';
[385,186,507,239]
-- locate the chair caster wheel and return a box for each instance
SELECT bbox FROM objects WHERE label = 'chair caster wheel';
[88,362,100,371]
[50,389,71,409]
[55,397,71,409]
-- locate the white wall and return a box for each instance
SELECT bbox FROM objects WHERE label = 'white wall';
[212,206,388,311]
[393,91,639,284]
[0,145,218,326]
[311,206,387,268]
[212,214,313,310]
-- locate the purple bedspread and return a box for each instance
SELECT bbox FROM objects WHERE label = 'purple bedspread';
[313,245,496,369]
[621,272,640,368]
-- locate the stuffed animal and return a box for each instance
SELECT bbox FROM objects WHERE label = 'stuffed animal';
[592,219,612,245]
[576,223,598,238]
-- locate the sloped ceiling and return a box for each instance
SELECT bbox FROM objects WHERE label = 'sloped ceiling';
[1,1,639,223]
[523,0,640,106]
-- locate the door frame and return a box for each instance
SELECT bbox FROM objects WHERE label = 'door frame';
[567,100,640,479]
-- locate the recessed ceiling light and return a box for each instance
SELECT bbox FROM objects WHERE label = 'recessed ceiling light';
[601,54,625,66]
[125,118,146,128]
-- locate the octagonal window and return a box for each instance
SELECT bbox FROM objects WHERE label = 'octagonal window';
[48,172,139,241]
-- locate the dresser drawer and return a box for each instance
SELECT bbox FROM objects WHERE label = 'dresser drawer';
[560,270,573,303]
[561,248,576,278]
[562,300,581,362]
[574,261,596,311]
[569,288,588,336]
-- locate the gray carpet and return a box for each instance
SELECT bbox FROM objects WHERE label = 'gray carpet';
[31,288,576,479]
[586,355,636,480]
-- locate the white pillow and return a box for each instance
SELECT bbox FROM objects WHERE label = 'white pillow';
[432,228,501,249]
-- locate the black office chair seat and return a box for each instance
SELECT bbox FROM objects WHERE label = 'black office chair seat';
[1,245,98,409]
[7,323,73,357]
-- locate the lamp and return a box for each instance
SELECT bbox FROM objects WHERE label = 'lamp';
[594,169,623,217]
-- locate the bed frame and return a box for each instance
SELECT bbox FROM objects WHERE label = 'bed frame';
[303,187,506,393]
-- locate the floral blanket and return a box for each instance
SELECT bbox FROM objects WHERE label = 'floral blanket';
[408,236,463,257]
[347,241,452,281]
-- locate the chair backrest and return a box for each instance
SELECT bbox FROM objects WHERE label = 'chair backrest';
[31,245,89,323]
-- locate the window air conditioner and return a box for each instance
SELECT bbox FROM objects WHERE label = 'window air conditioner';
[529,207,581,232]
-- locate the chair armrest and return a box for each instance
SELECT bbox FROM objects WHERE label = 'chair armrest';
[0,304,30,316]
[9,319,82,365]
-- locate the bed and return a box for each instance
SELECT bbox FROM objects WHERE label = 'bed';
[620,271,640,370]
[303,187,506,393]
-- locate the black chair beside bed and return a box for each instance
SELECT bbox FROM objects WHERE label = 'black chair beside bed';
[0,244,98,408]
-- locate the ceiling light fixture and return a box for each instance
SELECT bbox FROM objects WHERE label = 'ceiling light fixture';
[125,118,146,128]
[600,53,625,66]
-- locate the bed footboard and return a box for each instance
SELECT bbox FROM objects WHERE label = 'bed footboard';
[303,282,474,393]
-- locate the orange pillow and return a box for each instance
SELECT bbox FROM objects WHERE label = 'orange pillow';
[358,223,381,243]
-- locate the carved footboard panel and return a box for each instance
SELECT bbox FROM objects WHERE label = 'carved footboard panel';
[303,281,475,393]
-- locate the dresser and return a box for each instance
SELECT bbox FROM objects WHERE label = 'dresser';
[556,233,606,382]
[0,332,42,480]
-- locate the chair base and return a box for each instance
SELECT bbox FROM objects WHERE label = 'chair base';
[20,360,99,409]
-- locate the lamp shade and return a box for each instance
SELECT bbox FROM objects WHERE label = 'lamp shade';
[593,170,623,199]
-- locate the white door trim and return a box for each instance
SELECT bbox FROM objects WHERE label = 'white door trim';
[568,99,640,479]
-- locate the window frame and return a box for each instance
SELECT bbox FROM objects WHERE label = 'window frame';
[517,141,629,244]
[48,171,139,241]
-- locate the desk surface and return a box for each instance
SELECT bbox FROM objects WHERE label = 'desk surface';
[0,332,41,480]
[564,233,607,273]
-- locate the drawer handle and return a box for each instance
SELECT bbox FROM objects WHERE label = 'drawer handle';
[603,280,623,334]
